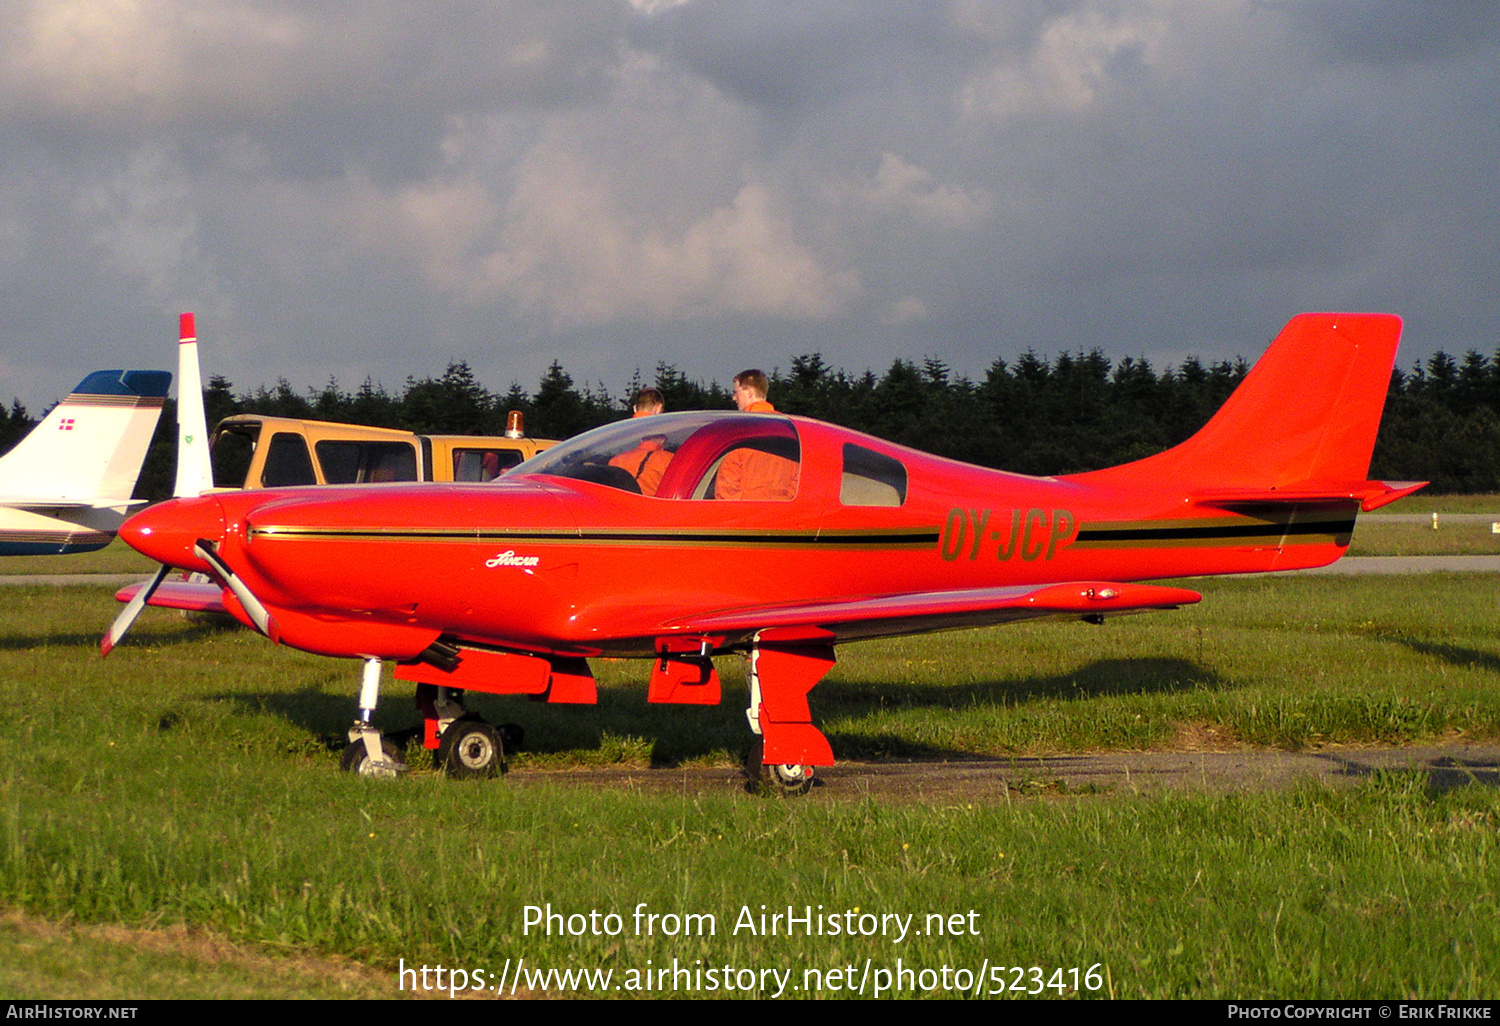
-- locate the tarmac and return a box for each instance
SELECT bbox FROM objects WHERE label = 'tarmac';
[504,745,1500,801]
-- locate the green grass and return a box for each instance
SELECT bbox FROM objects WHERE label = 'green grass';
[1379,493,1500,515]
[1349,517,1500,557]
[0,910,394,999]
[2,577,1499,998]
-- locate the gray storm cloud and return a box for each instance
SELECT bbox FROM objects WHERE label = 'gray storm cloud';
[1,0,1496,411]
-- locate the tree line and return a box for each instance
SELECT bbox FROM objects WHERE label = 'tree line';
[0,349,1489,497]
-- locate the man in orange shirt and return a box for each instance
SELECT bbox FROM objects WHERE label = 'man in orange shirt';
[630,388,665,418]
[717,369,798,501]
[731,370,775,414]
[609,388,671,495]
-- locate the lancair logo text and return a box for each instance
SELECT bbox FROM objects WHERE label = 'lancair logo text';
[486,550,540,568]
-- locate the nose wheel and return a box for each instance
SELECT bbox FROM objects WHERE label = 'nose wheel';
[340,732,406,778]
[338,658,410,779]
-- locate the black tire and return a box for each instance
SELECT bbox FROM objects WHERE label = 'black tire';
[439,719,506,779]
[340,736,406,778]
[743,736,813,797]
[498,722,525,751]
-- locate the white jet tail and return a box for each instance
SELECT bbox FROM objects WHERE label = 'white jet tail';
[0,367,171,554]
[0,369,171,505]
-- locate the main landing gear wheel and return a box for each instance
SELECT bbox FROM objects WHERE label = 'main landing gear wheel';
[439,718,506,779]
[340,737,406,778]
[744,737,813,797]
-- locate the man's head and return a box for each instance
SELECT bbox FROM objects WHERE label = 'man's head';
[732,369,768,411]
[632,387,665,417]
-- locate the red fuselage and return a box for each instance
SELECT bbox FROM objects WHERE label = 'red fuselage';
[121,413,1357,661]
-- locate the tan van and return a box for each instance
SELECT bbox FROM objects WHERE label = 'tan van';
[210,414,556,489]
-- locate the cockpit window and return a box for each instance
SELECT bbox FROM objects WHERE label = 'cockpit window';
[513,412,800,501]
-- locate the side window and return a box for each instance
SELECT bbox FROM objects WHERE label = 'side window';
[315,441,361,484]
[840,444,906,507]
[261,433,317,487]
[453,448,523,482]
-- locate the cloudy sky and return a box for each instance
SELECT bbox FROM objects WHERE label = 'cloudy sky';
[2,0,1497,413]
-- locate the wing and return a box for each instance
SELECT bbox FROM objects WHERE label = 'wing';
[0,498,145,510]
[659,580,1200,644]
[115,577,227,614]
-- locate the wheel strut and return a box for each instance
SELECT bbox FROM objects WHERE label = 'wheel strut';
[742,633,835,796]
[343,657,406,777]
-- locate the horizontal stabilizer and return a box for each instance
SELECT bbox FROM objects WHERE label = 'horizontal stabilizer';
[115,577,227,615]
[1193,480,1427,513]
[0,497,148,511]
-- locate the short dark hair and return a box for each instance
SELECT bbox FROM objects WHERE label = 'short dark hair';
[633,387,664,411]
[733,369,768,398]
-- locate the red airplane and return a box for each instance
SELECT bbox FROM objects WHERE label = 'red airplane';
[108,313,1419,793]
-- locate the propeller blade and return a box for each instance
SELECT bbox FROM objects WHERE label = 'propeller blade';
[192,539,279,642]
[100,563,172,657]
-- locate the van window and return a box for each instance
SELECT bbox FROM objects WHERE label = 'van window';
[261,433,318,487]
[315,440,419,484]
[210,427,256,488]
[453,448,523,482]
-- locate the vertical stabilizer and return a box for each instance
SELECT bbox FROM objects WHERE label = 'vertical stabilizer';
[1071,313,1404,495]
[173,313,213,497]
[0,369,171,503]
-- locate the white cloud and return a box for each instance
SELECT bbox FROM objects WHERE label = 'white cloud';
[958,3,1169,123]
[338,43,863,328]
[370,153,859,326]
[0,0,1496,412]
[860,153,994,231]
[880,296,929,324]
[2,0,317,123]
[627,0,696,15]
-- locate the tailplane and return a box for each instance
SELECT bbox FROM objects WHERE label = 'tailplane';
[1070,313,1420,510]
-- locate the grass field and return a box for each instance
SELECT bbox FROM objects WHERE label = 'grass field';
[0,538,155,576]
[1378,493,1500,515]
[1348,518,1500,557]
[1,573,1498,998]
